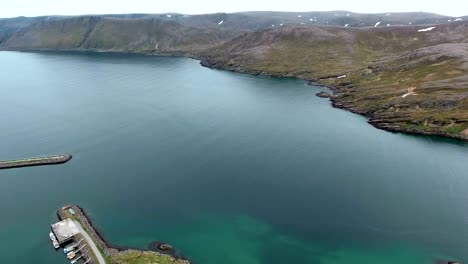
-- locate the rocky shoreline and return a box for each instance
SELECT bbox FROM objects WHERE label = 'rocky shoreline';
[200,60,468,143]
[57,205,190,264]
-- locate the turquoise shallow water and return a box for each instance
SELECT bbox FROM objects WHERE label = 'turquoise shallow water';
[0,51,467,264]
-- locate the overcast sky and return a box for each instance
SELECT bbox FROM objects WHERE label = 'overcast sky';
[1,0,467,18]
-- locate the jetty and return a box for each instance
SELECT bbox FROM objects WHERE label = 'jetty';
[0,154,71,169]
[54,205,190,264]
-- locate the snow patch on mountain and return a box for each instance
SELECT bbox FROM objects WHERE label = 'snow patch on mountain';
[418,27,436,32]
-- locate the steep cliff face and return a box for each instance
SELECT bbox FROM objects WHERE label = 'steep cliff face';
[201,23,468,140]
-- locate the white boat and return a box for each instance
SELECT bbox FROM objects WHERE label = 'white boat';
[64,245,74,254]
[64,239,83,253]
[49,232,56,241]
[67,251,76,260]
[49,231,60,249]
[53,240,60,249]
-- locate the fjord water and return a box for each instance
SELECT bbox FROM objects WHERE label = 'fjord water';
[0,51,467,264]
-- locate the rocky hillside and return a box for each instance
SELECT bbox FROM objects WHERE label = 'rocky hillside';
[0,16,240,55]
[228,11,457,29]
[201,22,468,140]
[0,11,462,51]
[123,11,458,30]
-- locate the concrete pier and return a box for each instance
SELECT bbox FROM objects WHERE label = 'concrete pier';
[0,154,71,169]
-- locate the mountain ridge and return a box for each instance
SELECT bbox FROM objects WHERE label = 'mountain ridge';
[0,16,241,55]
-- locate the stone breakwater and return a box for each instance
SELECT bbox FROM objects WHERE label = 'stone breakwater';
[0,154,72,169]
[57,205,190,264]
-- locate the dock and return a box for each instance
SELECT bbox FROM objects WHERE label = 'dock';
[0,154,71,169]
[51,218,80,245]
[55,205,191,264]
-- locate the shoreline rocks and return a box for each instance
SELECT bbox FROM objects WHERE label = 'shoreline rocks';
[158,244,173,251]
[315,91,331,98]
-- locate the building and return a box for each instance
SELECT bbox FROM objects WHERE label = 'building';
[51,218,80,245]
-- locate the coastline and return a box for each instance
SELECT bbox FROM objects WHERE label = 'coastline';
[199,60,468,143]
[1,48,466,142]
[57,205,190,264]
[0,47,201,60]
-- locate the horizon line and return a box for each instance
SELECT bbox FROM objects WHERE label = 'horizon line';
[1,10,466,20]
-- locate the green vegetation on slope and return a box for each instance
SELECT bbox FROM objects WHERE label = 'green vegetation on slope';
[201,23,468,140]
[110,250,188,264]
[0,16,240,55]
[0,11,461,54]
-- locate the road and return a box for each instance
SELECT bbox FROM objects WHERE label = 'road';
[73,220,107,264]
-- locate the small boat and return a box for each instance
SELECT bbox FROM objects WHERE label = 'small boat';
[64,238,83,253]
[67,251,76,260]
[49,232,57,241]
[50,232,60,249]
[64,246,72,254]
[64,245,76,254]
[71,255,82,264]
[53,240,60,249]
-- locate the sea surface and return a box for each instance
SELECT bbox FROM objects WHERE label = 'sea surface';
[0,51,467,264]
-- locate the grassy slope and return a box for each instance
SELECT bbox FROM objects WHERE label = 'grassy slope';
[201,23,468,140]
[0,11,455,34]
[0,16,240,55]
[0,11,459,52]
[235,11,454,28]
[110,250,188,264]
[62,208,188,264]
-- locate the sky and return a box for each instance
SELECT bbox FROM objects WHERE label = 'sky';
[1,0,467,18]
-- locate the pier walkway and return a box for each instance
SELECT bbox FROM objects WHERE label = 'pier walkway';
[73,220,106,264]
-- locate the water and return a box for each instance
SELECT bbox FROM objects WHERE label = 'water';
[0,51,467,264]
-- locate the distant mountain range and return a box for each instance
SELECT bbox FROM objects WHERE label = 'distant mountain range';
[0,12,467,140]
[1,11,466,53]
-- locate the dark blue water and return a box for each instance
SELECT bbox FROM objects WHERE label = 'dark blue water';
[0,51,467,264]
